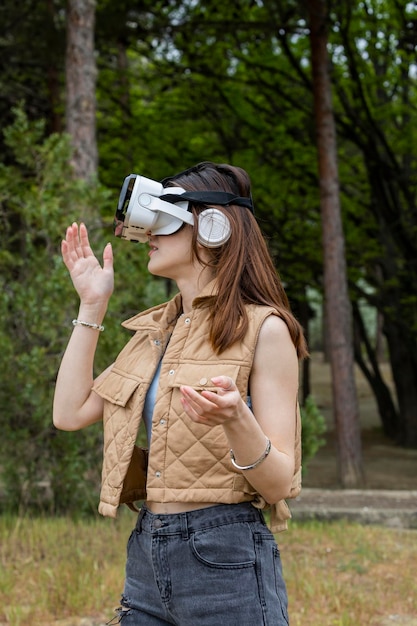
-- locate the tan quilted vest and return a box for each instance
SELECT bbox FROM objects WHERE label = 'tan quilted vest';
[93,283,301,533]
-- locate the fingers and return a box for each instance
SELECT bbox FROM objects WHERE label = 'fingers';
[210,376,235,392]
[180,377,238,424]
[63,223,93,259]
[102,242,113,269]
[62,223,113,269]
[180,377,235,410]
[78,222,94,258]
[180,386,215,419]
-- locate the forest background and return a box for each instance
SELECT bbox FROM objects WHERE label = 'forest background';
[0,0,416,515]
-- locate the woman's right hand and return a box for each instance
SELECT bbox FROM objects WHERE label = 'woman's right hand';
[62,222,114,306]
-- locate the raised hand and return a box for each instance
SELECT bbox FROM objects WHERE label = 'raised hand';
[61,222,114,307]
[53,222,114,431]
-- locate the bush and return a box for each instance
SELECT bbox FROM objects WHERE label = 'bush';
[300,395,327,474]
[0,106,152,515]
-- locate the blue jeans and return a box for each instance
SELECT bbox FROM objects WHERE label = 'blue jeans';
[109,502,289,625]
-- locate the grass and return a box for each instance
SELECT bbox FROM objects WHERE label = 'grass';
[1,513,416,626]
[280,520,417,625]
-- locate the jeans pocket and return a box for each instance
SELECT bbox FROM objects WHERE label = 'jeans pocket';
[191,523,256,569]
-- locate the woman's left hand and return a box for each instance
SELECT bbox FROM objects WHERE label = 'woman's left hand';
[180,376,244,427]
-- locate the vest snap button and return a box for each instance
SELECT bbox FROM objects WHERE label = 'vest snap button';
[199,377,208,385]
[169,369,175,375]
[184,317,191,324]
[155,471,161,478]
[160,419,166,425]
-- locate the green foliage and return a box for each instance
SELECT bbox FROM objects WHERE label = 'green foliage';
[300,396,327,473]
[0,106,153,515]
[2,0,417,496]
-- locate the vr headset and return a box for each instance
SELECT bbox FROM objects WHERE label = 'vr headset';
[114,173,253,246]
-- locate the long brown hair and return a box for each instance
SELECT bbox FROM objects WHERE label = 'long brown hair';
[164,162,308,359]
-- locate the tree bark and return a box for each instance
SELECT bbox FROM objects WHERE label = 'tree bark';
[384,314,417,447]
[352,302,399,439]
[65,0,97,181]
[307,0,364,486]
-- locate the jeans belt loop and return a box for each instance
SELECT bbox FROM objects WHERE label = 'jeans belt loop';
[136,506,146,534]
[180,513,189,540]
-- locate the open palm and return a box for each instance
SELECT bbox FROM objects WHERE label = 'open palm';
[61,222,114,306]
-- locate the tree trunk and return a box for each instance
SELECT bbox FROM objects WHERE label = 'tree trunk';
[307,0,364,486]
[65,0,97,181]
[45,0,63,134]
[384,315,417,447]
[352,302,399,439]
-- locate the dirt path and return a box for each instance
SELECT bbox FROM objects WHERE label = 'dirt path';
[304,353,417,491]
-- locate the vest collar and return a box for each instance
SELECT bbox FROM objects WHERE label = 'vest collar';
[121,279,218,332]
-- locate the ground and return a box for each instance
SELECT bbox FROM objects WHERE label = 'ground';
[304,352,417,490]
[304,428,417,491]
[299,353,417,511]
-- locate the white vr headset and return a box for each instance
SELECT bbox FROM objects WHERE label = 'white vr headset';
[114,173,254,247]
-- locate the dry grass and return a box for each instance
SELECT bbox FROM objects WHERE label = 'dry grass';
[1,513,416,626]
[280,520,417,625]
[0,514,127,625]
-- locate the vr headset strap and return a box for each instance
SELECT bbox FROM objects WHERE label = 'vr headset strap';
[160,191,254,213]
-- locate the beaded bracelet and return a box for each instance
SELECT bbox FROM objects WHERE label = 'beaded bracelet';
[72,319,104,332]
[230,437,271,471]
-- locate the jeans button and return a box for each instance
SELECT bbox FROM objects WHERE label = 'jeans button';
[153,518,162,529]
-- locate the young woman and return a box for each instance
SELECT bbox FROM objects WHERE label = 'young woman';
[53,162,307,626]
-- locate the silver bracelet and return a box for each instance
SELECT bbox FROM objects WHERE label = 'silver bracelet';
[230,438,271,471]
[72,319,104,332]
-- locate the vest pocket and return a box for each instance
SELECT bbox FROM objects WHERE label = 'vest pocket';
[92,368,142,406]
[166,363,240,392]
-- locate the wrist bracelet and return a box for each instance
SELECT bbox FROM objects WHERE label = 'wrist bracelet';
[72,319,104,332]
[230,437,271,471]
